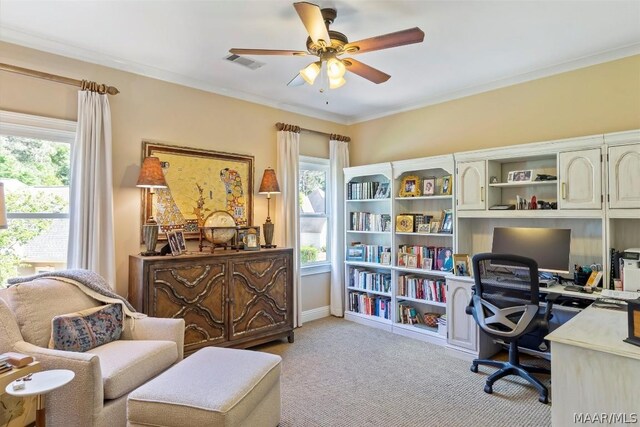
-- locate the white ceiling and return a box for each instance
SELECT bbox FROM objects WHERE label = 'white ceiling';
[1,1,639,124]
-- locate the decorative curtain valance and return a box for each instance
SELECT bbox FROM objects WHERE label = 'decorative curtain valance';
[276,122,301,133]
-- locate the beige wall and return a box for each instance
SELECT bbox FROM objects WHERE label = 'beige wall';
[0,41,345,304]
[349,55,640,165]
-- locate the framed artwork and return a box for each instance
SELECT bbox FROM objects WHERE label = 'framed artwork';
[398,175,421,197]
[374,182,390,199]
[454,254,470,276]
[422,257,433,270]
[140,140,254,242]
[381,252,391,265]
[346,245,365,261]
[436,247,453,271]
[396,215,414,233]
[417,224,431,233]
[440,211,453,234]
[166,231,182,256]
[174,229,187,251]
[242,228,260,251]
[508,170,533,183]
[429,221,441,233]
[437,175,452,195]
[423,177,436,196]
[406,254,418,269]
[397,253,407,267]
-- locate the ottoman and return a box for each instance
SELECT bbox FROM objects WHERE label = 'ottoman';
[127,347,282,427]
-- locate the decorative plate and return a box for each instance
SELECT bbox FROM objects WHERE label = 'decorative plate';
[203,211,236,244]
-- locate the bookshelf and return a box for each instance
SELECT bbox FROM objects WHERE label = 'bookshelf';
[344,163,393,330]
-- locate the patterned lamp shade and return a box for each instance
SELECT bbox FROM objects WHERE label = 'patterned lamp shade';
[136,157,168,188]
[0,182,7,229]
[259,168,281,194]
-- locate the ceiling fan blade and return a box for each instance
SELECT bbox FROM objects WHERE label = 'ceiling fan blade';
[294,2,331,46]
[345,27,425,54]
[287,73,306,87]
[343,58,390,84]
[229,48,308,56]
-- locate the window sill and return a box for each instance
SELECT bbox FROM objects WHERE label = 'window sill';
[300,263,332,276]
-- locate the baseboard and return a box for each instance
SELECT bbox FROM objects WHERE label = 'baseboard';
[302,305,330,323]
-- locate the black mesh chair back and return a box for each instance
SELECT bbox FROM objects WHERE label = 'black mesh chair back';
[467,252,554,404]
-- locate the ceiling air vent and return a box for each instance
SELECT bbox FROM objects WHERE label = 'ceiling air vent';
[224,54,265,70]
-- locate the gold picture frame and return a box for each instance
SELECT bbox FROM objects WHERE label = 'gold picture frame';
[141,140,254,242]
[454,254,471,276]
[437,175,452,195]
[399,175,421,197]
[396,215,414,233]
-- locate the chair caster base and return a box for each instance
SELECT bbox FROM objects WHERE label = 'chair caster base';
[539,394,549,404]
[470,364,478,373]
[484,384,493,394]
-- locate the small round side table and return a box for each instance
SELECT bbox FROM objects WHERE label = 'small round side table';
[5,369,75,427]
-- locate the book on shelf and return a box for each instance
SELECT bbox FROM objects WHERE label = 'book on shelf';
[347,243,391,264]
[348,181,386,200]
[397,245,453,272]
[348,291,391,319]
[397,275,446,302]
[350,212,391,232]
[349,267,392,293]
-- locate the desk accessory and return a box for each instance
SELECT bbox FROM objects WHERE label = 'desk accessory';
[489,204,515,210]
[624,298,640,347]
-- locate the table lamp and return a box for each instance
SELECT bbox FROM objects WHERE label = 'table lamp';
[258,168,280,248]
[0,182,7,230]
[136,157,168,255]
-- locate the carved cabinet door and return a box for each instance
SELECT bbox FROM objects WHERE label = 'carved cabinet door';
[149,260,227,352]
[229,254,291,342]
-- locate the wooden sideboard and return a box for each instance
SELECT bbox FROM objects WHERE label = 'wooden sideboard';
[129,248,294,354]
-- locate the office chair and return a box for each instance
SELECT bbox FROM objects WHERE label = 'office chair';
[466,253,557,404]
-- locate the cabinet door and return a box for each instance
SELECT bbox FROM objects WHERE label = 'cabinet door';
[608,144,640,209]
[457,161,486,210]
[558,148,602,210]
[446,279,477,352]
[149,261,227,352]
[229,253,292,342]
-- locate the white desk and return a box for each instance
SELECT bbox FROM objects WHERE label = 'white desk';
[546,306,640,426]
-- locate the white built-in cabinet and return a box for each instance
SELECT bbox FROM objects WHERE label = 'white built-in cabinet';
[456,160,485,210]
[558,148,602,210]
[342,129,639,358]
[608,143,640,209]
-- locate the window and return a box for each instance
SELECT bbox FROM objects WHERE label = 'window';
[299,156,331,272]
[0,111,75,285]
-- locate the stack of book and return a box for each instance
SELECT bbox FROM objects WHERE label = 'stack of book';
[350,212,391,232]
[397,275,446,302]
[349,268,391,293]
[0,354,13,374]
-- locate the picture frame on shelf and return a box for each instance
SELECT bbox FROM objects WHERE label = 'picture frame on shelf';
[396,215,414,233]
[374,182,390,199]
[453,254,470,276]
[508,170,533,182]
[417,223,431,233]
[436,175,452,195]
[422,258,433,270]
[174,229,187,251]
[242,228,260,251]
[381,252,391,265]
[398,175,421,197]
[346,245,365,261]
[423,177,436,196]
[397,253,407,267]
[166,231,182,256]
[429,221,441,234]
[436,247,453,271]
[440,211,453,234]
[406,254,418,269]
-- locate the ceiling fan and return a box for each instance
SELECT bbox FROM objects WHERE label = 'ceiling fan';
[229,1,425,90]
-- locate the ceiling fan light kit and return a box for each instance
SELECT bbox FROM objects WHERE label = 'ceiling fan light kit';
[229,1,425,90]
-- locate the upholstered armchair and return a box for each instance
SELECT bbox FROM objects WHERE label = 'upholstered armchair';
[0,276,185,427]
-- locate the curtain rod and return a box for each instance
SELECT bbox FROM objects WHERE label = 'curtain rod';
[275,122,350,142]
[0,63,120,95]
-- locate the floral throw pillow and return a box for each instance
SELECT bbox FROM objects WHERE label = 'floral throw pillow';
[49,304,123,352]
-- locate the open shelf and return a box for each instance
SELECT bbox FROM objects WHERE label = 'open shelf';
[395,232,453,237]
[345,260,392,269]
[347,286,391,297]
[489,181,557,187]
[396,295,446,307]
[395,195,453,201]
[346,198,390,203]
[393,266,453,277]
[346,230,391,235]
[345,310,392,325]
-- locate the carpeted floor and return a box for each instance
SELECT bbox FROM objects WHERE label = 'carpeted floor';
[257,316,551,427]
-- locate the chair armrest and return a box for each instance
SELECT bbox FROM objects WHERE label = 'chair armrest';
[13,341,103,427]
[543,293,560,322]
[122,317,185,361]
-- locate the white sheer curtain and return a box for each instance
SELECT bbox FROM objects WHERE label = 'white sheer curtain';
[67,90,116,286]
[329,139,349,316]
[276,130,302,327]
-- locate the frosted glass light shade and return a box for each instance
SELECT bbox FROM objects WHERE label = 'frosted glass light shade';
[329,76,346,89]
[300,62,321,85]
[326,57,346,79]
